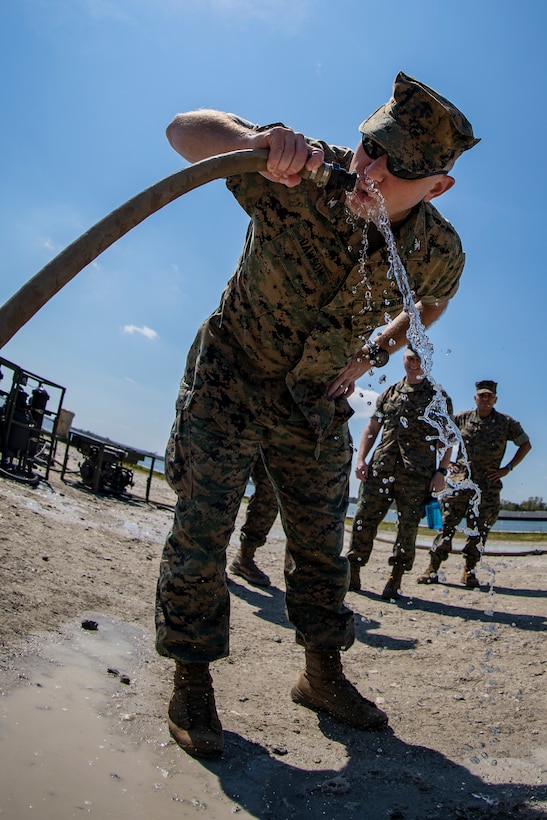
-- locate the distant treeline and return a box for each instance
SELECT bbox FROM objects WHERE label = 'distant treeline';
[501,496,547,511]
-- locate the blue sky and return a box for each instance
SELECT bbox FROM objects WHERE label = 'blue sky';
[1,0,545,502]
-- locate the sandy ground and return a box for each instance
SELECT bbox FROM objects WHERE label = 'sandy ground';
[0,449,546,819]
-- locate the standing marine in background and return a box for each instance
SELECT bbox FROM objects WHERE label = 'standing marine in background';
[348,346,453,600]
[417,380,531,587]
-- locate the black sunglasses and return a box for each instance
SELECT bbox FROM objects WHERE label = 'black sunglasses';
[361,136,448,181]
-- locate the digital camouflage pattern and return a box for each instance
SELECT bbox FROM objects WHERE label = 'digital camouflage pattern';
[351,461,433,572]
[367,378,453,478]
[432,486,501,568]
[175,135,465,444]
[475,379,497,394]
[450,408,529,487]
[348,378,453,571]
[431,408,530,565]
[156,405,354,660]
[156,122,467,663]
[360,71,480,176]
[240,453,279,550]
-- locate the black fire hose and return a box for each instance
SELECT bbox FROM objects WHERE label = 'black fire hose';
[0,149,355,349]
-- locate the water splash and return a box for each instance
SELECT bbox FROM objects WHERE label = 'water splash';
[348,174,482,534]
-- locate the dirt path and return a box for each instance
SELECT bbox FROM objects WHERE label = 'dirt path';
[0,456,545,818]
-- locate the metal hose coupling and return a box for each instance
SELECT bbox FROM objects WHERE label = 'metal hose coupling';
[301,162,357,192]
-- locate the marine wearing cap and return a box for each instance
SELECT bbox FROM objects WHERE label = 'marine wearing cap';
[359,71,480,177]
[475,380,497,394]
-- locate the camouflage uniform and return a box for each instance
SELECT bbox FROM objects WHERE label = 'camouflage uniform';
[432,409,530,566]
[155,124,466,664]
[349,379,453,572]
[240,453,279,551]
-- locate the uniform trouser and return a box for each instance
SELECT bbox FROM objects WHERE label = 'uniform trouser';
[348,460,430,572]
[155,401,354,663]
[431,485,500,568]
[240,453,279,549]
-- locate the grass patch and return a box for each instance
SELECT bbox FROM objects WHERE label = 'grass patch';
[345,518,547,543]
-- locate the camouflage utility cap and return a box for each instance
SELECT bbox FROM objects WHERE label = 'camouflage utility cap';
[359,71,480,176]
[475,380,497,395]
[404,345,420,358]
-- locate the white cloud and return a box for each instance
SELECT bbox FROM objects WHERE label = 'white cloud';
[123,324,158,340]
[348,385,378,419]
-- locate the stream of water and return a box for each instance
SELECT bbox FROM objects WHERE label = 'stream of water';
[347,174,483,541]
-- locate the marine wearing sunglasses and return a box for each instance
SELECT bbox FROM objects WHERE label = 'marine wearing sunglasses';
[361,135,451,181]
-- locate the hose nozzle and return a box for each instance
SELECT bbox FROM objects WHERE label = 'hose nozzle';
[301,162,357,193]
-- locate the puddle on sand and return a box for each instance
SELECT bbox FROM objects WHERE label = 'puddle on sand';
[0,617,249,819]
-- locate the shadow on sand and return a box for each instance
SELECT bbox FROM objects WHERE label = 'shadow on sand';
[199,717,546,819]
[227,578,546,650]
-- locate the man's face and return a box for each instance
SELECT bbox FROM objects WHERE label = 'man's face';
[346,138,454,223]
[403,353,424,381]
[475,391,497,417]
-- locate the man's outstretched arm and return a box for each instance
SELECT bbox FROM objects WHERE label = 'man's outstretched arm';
[166,110,324,187]
[328,301,448,398]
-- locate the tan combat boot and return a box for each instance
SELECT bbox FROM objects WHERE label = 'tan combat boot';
[168,661,224,758]
[381,563,405,601]
[417,553,442,584]
[229,542,271,587]
[291,649,388,730]
[461,558,480,588]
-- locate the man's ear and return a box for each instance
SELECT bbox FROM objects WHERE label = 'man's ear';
[423,175,455,203]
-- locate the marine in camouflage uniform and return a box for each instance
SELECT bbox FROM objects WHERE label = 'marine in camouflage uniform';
[155,72,479,758]
[418,380,531,587]
[229,452,279,587]
[347,346,453,600]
